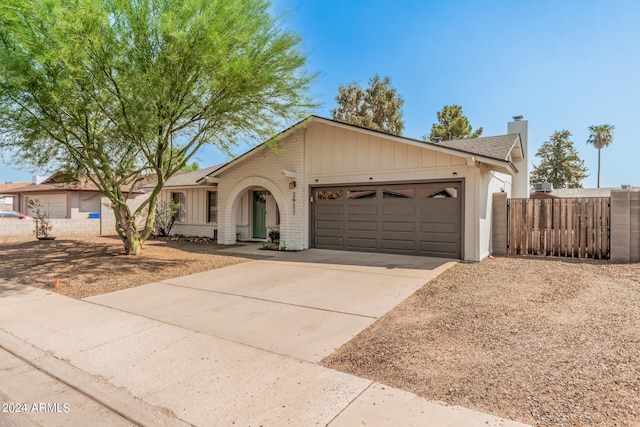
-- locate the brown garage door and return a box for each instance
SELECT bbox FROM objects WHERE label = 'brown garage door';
[312,182,462,258]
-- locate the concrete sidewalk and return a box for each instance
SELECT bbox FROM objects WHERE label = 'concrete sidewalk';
[0,249,531,426]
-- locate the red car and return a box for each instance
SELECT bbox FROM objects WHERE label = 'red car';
[0,209,34,220]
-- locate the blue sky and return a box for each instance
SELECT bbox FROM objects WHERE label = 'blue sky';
[2,0,639,188]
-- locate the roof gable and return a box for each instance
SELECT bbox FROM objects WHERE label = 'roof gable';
[201,115,521,180]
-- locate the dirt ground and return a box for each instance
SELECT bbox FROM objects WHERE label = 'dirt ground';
[0,236,254,299]
[322,257,640,427]
[2,238,639,426]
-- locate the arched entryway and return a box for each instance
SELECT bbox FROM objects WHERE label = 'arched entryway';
[218,176,290,246]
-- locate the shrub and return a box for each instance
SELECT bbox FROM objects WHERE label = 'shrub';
[27,198,53,239]
[154,200,180,237]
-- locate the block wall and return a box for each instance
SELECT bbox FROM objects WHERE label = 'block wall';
[610,189,640,262]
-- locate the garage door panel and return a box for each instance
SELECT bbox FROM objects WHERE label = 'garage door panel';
[419,213,460,223]
[316,205,344,215]
[381,205,415,216]
[420,203,458,215]
[347,221,377,231]
[346,205,377,215]
[316,236,343,247]
[314,182,461,258]
[382,221,415,232]
[419,241,459,253]
[382,239,415,251]
[419,232,459,243]
[420,222,459,233]
[347,237,377,249]
[317,220,342,230]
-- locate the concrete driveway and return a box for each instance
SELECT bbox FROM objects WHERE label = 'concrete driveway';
[0,246,531,426]
[86,247,456,363]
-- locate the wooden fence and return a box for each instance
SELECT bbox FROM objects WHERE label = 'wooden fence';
[507,197,610,258]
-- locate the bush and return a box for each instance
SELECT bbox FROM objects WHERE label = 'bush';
[154,200,180,237]
[268,228,280,244]
[27,198,53,239]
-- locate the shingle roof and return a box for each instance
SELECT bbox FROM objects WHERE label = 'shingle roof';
[426,134,521,161]
[156,164,224,188]
[0,182,31,194]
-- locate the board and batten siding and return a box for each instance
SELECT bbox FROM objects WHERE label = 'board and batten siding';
[305,122,467,184]
[158,186,217,238]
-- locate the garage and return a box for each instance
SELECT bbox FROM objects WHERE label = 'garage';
[312,181,462,258]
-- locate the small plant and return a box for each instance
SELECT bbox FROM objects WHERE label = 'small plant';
[261,242,272,250]
[279,242,287,251]
[154,200,180,237]
[28,198,53,239]
[268,228,280,244]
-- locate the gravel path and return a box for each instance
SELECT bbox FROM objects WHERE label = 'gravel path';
[322,257,640,427]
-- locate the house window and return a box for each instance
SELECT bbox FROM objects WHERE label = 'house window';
[207,191,217,223]
[347,189,376,200]
[420,187,458,198]
[383,188,415,199]
[171,192,186,222]
[316,190,342,200]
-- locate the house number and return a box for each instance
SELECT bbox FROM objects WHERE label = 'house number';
[292,191,296,215]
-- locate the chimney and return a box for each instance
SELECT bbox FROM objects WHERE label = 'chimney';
[508,116,529,198]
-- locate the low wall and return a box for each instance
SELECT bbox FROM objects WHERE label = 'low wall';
[0,218,103,243]
[171,223,217,239]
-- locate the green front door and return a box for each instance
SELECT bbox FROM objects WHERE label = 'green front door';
[252,190,267,239]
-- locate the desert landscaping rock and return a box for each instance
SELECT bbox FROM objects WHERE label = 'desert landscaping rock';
[322,257,640,427]
[0,236,250,299]
[2,237,639,426]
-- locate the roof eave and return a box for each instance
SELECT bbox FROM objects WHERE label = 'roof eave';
[197,116,315,183]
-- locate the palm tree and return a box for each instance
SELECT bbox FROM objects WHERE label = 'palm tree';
[587,124,614,188]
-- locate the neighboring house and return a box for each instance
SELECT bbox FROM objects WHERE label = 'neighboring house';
[155,115,529,261]
[2,173,143,219]
[0,182,29,208]
[530,186,615,199]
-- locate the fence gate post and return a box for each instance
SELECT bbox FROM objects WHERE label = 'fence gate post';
[492,192,508,255]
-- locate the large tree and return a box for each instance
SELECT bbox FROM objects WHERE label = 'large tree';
[587,124,614,188]
[424,105,483,141]
[531,130,589,189]
[331,75,404,135]
[0,0,314,255]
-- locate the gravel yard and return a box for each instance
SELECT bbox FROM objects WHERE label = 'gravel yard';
[0,236,253,299]
[2,237,639,426]
[322,257,640,427]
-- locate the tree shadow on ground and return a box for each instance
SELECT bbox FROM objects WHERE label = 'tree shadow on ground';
[0,236,253,299]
